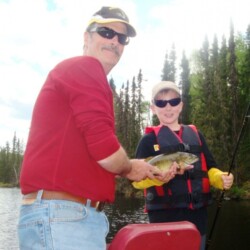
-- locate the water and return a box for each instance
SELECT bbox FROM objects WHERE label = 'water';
[0,188,250,250]
[206,199,250,250]
[0,188,21,250]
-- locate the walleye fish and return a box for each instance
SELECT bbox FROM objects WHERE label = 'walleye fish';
[147,152,199,172]
[132,152,199,189]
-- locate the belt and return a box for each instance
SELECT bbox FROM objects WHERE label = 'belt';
[22,191,105,212]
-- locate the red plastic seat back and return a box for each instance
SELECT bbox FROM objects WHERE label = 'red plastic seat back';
[108,221,200,250]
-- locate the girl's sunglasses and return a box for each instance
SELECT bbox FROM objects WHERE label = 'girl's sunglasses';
[89,27,129,45]
[154,98,181,108]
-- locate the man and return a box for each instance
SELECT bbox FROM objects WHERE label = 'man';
[18,6,164,250]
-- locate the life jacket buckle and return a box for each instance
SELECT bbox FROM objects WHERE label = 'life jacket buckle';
[180,143,190,152]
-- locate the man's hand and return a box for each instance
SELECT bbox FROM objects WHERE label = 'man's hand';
[156,162,194,183]
[125,159,163,182]
[154,162,178,183]
[176,164,194,175]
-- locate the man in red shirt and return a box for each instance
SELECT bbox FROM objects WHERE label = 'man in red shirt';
[18,6,166,250]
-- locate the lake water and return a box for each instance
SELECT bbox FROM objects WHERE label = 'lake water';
[0,188,249,249]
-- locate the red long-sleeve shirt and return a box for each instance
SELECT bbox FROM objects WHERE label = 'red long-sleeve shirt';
[20,56,120,202]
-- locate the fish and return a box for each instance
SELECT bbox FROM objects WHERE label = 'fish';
[132,152,199,189]
[146,152,199,172]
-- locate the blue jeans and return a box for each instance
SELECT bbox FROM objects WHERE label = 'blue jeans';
[18,190,109,250]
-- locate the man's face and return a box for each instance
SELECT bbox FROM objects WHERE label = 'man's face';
[84,22,128,74]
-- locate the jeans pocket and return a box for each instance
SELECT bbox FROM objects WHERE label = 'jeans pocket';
[50,201,87,222]
[49,203,108,249]
[18,219,46,250]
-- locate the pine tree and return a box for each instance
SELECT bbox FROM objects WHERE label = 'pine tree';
[228,20,240,151]
[123,80,131,149]
[193,36,215,148]
[161,44,176,82]
[137,69,144,134]
[236,24,250,110]
[209,35,224,163]
[0,133,23,185]
[215,35,231,167]
[234,25,250,181]
[180,51,191,124]
[169,44,177,82]
[129,76,138,157]
[228,21,240,184]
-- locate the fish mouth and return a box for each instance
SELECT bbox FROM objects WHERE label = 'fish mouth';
[183,160,197,166]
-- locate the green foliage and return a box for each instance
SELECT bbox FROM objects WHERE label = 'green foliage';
[152,114,159,126]
[188,23,249,175]
[228,185,246,199]
[0,133,23,186]
[110,69,148,158]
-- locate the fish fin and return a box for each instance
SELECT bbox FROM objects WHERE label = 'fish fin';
[144,156,154,162]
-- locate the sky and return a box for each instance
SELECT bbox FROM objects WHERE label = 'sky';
[0,0,249,148]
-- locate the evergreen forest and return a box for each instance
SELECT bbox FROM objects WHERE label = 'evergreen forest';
[0,22,249,197]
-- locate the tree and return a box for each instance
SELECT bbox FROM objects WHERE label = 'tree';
[0,133,23,185]
[214,35,231,166]
[161,44,176,82]
[234,25,250,181]
[137,69,144,133]
[228,20,239,145]
[179,51,191,124]
[192,36,215,148]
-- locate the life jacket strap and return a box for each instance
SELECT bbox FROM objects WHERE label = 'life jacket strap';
[172,170,208,181]
[147,192,212,208]
[160,144,202,154]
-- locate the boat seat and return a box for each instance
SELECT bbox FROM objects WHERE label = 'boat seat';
[107,221,201,250]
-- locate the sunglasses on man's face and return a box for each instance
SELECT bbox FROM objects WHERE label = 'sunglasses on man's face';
[154,98,181,108]
[89,27,129,45]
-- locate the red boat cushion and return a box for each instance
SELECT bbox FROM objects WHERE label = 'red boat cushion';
[108,221,200,250]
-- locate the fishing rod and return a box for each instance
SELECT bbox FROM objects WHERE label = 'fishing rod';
[205,103,250,250]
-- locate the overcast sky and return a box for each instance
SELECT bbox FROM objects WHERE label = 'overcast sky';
[0,0,249,147]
